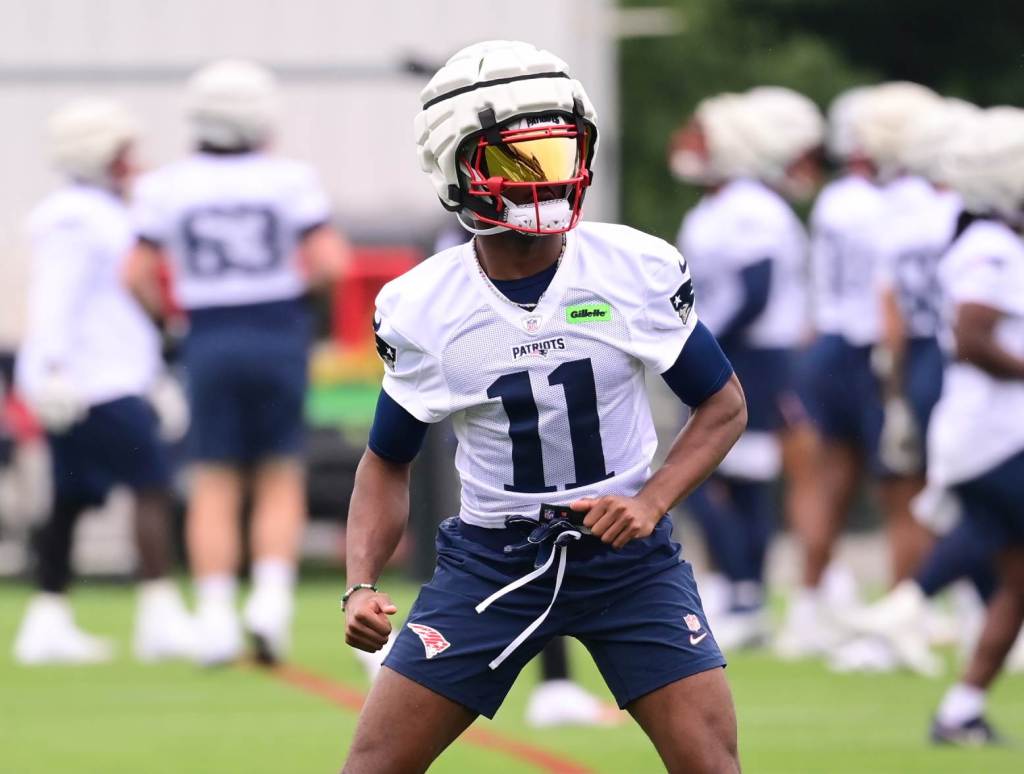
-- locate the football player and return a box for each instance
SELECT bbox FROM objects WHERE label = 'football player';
[921,108,1024,743]
[12,100,195,664]
[669,87,825,650]
[341,41,746,772]
[125,60,350,665]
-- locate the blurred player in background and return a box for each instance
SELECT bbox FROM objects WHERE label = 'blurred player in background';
[924,107,1024,743]
[342,40,746,773]
[670,87,825,650]
[12,100,195,665]
[125,60,349,665]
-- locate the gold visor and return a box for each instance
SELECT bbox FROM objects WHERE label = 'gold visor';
[483,132,581,183]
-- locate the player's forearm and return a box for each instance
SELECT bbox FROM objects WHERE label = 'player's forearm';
[638,374,746,514]
[344,448,412,588]
[954,303,1024,380]
[877,288,908,397]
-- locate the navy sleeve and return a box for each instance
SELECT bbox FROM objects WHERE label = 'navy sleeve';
[367,389,430,463]
[717,258,773,344]
[660,321,734,407]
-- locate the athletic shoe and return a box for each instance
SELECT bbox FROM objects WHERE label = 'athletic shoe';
[242,584,293,665]
[195,598,242,667]
[13,593,114,665]
[353,632,395,683]
[837,580,942,677]
[133,580,200,663]
[827,636,901,673]
[524,680,624,728]
[712,609,770,652]
[776,594,843,660]
[930,715,1002,746]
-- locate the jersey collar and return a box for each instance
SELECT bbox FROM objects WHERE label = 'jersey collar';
[460,229,580,336]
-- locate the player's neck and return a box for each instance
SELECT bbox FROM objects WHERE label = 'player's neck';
[474,232,563,281]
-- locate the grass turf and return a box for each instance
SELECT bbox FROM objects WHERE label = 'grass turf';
[1,578,1022,773]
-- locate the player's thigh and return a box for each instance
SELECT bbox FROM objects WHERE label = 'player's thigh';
[343,666,476,774]
[627,666,739,774]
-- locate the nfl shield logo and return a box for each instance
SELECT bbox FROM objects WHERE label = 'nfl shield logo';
[523,315,542,334]
[684,614,702,632]
[407,623,451,659]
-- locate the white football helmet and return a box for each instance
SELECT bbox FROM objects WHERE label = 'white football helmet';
[741,86,825,198]
[825,86,875,162]
[850,81,941,182]
[186,59,280,150]
[48,98,139,185]
[414,40,598,236]
[686,87,823,197]
[899,98,980,185]
[945,106,1024,222]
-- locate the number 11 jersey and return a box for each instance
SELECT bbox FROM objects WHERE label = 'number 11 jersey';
[375,222,702,529]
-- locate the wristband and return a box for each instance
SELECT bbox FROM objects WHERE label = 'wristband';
[341,583,378,611]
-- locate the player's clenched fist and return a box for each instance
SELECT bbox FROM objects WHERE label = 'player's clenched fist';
[344,590,398,652]
[571,495,662,549]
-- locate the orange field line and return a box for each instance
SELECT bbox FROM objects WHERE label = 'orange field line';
[263,662,596,774]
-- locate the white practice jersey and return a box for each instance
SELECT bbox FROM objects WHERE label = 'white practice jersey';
[928,219,1024,486]
[133,152,331,310]
[375,222,702,529]
[875,177,961,339]
[677,179,808,348]
[808,174,888,344]
[17,184,161,405]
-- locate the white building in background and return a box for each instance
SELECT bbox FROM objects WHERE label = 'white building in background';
[0,0,619,348]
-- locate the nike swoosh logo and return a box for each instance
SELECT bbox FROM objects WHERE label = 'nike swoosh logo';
[690,632,708,645]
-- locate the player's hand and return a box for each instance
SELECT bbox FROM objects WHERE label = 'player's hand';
[344,589,398,653]
[571,495,662,550]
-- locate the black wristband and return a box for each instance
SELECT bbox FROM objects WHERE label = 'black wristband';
[341,583,378,611]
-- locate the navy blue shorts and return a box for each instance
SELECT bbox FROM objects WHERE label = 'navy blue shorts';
[727,345,804,432]
[954,448,1024,551]
[798,335,884,465]
[183,299,311,465]
[383,516,726,718]
[49,396,170,505]
[904,337,944,438]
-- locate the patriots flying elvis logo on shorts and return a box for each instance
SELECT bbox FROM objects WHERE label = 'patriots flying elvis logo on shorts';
[407,623,451,659]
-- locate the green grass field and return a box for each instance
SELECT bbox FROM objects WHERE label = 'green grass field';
[1,578,1022,773]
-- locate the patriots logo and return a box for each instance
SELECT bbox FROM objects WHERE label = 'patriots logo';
[407,623,451,659]
[375,333,397,369]
[670,278,694,325]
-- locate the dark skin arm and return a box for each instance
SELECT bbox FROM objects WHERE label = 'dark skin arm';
[343,449,410,652]
[572,373,747,549]
[954,302,1024,380]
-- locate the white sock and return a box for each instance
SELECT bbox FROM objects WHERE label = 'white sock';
[251,559,296,594]
[788,587,820,624]
[733,581,763,611]
[197,574,237,609]
[937,683,986,726]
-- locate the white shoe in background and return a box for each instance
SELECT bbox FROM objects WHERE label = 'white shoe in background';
[13,593,114,665]
[837,580,942,677]
[195,598,242,667]
[827,636,901,673]
[525,679,624,728]
[134,579,199,663]
[713,609,770,652]
[776,591,838,660]
[353,632,396,683]
[242,584,294,665]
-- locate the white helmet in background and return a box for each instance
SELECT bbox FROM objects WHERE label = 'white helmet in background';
[898,98,980,185]
[945,106,1024,222]
[825,86,875,162]
[186,59,280,150]
[48,98,139,185]
[414,40,598,236]
[691,88,823,194]
[851,81,941,181]
[741,86,825,195]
